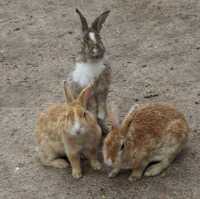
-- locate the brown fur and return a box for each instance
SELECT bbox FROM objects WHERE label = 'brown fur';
[35,84,102,179]
[122,104,188,149]
[103,103,190,181]
[104,129,121,163]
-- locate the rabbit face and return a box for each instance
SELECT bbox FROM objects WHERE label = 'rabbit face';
[63,81,99,137]
[82,30,105,60]
[103,127,125,167]
[66,104,96,137]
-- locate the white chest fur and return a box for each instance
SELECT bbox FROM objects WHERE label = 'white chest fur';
[72,61,105,87]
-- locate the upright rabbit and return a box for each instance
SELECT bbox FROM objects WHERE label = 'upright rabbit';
[67,9,111,134]
[35,82,102,179]
[103,103,189,181]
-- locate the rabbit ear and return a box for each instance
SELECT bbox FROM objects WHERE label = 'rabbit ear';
[92,10,110,32]
[78,84,92,107]
[108,104,120,129]
[76,8,88,33]
[63,81,74,103]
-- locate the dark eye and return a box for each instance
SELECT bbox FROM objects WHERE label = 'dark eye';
[127,121,132,128]
[120,143,125,151]
[83,111,87,118]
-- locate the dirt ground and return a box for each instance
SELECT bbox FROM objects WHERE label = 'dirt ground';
[0,0,200,198]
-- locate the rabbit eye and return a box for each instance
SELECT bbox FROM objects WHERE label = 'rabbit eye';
[127,121,132,128]
[83,111,87,118]
[120,143,125,151]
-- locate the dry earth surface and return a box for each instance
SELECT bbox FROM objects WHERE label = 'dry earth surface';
[0,0,200,198]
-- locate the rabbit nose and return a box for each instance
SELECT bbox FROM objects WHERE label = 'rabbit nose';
[92,48,98,54]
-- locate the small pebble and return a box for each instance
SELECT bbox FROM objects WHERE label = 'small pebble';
[68,31,73,34]
[15,167,20,173]
[142,64,147,68]
[13,27,20,31]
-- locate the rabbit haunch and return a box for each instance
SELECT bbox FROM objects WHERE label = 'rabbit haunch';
[72,60,105,87]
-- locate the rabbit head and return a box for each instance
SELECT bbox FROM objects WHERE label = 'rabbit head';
[103,111,125,168]
[63,81,98,137]
[76,9,110,61]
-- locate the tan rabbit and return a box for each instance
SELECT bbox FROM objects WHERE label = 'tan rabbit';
[103,103,189,181]
[67,9,111,134]
[35,81,102,179]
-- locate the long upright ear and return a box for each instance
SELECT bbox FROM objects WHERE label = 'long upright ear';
[78,84,92,108]
[108,104,120,129]
[63,80,74,103]
[76,8,88,33]
[92,10,110,32]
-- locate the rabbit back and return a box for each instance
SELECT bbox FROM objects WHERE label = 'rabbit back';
[36,104,68,144]
[122,103,189,169]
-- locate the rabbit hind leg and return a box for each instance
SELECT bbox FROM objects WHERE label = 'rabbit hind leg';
[38,143,69,169]
[144,159,170,177]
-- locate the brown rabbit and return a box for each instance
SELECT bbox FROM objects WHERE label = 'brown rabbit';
[35,82,102,179]
[67,9,111,134]
[103,103,189,181]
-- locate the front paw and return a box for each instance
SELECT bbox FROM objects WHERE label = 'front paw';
[128,175,138,182]
[72,169,82,179]
[128,175,142,182]
[91,160,102,170]
[108,168,120,178]
[129,170,143,181]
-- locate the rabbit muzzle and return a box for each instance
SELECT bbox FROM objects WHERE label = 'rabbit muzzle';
[89,46,104,59]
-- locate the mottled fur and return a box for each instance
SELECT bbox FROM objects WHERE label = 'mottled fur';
[66,9,111,134]
[103,103,189,181]
[36,83,102,179]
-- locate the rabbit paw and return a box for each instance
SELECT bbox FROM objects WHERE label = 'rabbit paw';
[91,160,102,170]
[144,164,163,177]
[108,168,120,178]
[144,160,170,177]
[128,175,140,182]
[72,169,82,179]
[129,170,143,181]
[45,159,69,169]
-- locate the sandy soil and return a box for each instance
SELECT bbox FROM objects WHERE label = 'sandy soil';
[0,0,200,198]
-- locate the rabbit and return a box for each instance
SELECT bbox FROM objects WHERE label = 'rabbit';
[103,103,190,181]
[35,81,102,179]
[67,9,111,135]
